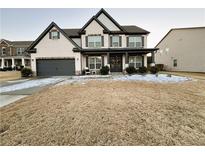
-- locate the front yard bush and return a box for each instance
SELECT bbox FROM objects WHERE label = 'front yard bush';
[100,66,110,75]
[126,66,136,74]
[156,64,164,71]
[21,68,33,77]
[138,66,148,74]
[149,66,159,74]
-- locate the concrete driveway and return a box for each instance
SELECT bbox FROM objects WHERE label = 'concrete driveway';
[0,77,67,107]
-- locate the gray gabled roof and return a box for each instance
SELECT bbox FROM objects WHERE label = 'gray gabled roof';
[62,28,81,37]
[0,39,33,47]
[12,41,33,46]
[122,25,150,34]
[26,22,81,52]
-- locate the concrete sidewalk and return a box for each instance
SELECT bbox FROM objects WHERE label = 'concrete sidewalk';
[0,95,27,107]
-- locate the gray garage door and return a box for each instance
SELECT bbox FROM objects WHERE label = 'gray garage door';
[36,59,75,76]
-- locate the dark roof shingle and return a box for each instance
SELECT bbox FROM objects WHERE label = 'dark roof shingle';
[62,28,80,37]
[122,25,150,34]
[12,41,33,46]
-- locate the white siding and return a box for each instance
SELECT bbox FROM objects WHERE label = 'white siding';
[82,20,109,48]
[72,38,81,47]
[97,13,120,31]
[31,27,81,75]
[155,28,205,72]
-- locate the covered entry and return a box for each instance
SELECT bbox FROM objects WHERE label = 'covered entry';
[36,58,75,76]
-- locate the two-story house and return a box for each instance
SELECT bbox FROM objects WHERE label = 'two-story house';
[0,39,32,69]
[27,8,158,76]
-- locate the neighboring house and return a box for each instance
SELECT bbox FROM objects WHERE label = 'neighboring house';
[27,8,158,76]
[155,27,205,73]
[0,39,32,68]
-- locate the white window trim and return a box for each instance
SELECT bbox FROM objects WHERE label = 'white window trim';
[16,48,24,55]
[128,36,142,48]
[88,36,102,48]
[51,31,59,40]
[112,36,120,47]
[129,56,142,68]
[88,56,102,70]
[1,47,6,55]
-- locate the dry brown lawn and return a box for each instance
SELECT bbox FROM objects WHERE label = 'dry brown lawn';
[0,71,21,82]
[0,80,205,145]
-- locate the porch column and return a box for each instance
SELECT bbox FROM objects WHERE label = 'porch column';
[107,52,110,64]
[1,58,4,68]
[22,58,25,67]
[11,58,15,68]
[125,52,129,68]
[107,53,110,70]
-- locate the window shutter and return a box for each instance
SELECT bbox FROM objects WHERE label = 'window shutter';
[119,36,122,47]
[142,55,144,67]
[126,37,129,47]
[101,36,104,47]
[86,56,88,67]
[110,36,112,47]
[58,32,60,39]
[142,36,144,47]
[49,32,51,39]
[85,36,88,47]
[101,56,104,66]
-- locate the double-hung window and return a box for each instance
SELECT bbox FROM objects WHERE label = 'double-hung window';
[1,47,6,55]
[88,56,102,70]
[88,36,102,48]
[111,36,120,47]
[129,56,142,68]
[173,59,177,67]
[16,48,24,55]
[128,36,142,48]
[50,31,59,40]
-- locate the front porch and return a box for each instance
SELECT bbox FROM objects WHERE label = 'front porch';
[81,51,155,74]
[0,57,31,69]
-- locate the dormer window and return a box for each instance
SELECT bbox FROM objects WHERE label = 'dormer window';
[127,36,143,48]
[49,31,60,40]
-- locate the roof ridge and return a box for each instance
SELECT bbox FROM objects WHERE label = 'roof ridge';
[171,26,205,30]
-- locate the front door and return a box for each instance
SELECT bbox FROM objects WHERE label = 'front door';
[110,54,122,72]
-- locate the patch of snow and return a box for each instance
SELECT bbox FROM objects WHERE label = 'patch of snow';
[0,78,64,93]
[57,74,191,86]
[113,74,191,83]
[72,75,111,79]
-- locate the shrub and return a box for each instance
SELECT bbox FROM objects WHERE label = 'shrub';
[0,67,7,71]
[126,66,136,74]
[21,68,33,77]
[149,66,159,74]
[7,66,13,71]
[138,66,148,74]
[82,69,86,75]
[156,64,164,71]
[100,66,110,75]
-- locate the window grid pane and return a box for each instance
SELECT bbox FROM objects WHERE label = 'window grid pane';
[129,36,142,48]
[88,36,102,48]
[88,57,102,70]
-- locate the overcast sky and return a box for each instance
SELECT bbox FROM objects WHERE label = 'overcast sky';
[0,8,204,47]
